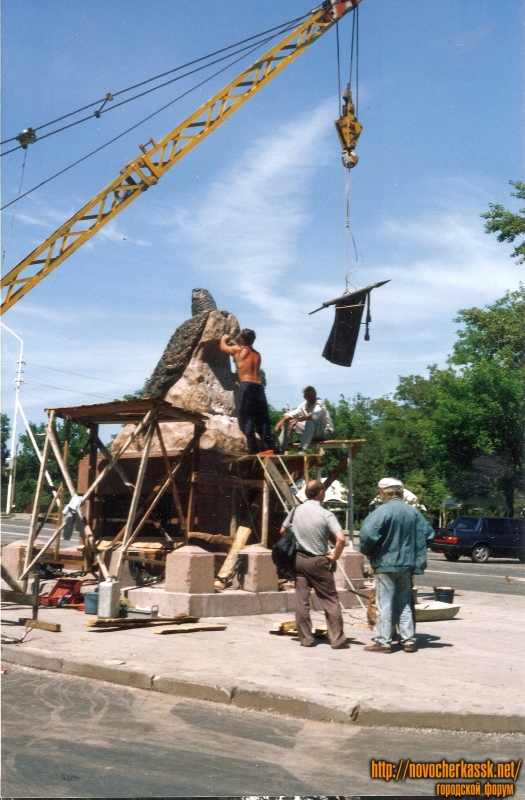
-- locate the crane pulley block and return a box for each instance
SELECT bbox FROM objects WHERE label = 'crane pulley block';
[334,85,362,168]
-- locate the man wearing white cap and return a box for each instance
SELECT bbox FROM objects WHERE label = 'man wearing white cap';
[359,478,435,653]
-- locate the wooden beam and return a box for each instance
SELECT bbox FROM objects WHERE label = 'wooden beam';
[155,421,188,544]
[1,564,26,594]
[116,418,156,580]
[260,480,270,549]
[85,614,198,628]
[22,410,55,589]
[2,590,38,607]
[322,454,349,492]
[19,618,61,632]
[218,525,251,578]
[191,472,264,490]
[96,436,135,491]
[154,623,227,635]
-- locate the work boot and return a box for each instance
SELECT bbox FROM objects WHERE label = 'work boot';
[364,643,391,653]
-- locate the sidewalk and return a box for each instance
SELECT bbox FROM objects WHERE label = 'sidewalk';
[2,586,524,732]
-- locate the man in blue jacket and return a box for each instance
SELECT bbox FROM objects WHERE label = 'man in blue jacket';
[360,478,435,653]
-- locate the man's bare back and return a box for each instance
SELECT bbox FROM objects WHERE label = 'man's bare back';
[220,334,261,383]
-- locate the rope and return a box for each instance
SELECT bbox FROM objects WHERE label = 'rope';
[1,149,27,264]
[336,23,342,110]
[343,4,360,292]
[344,169,359,291]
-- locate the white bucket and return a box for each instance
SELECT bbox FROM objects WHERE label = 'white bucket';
[97,579,121,619]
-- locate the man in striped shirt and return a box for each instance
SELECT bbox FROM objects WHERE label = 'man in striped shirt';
[280,479,348,649]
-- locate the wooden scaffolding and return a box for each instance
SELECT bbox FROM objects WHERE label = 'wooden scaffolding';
[21,397,365,589]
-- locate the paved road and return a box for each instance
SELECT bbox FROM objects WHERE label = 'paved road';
[3,517,524,595]
[2,665,523,798]
[415,552,525,596]
[1,516,79,547]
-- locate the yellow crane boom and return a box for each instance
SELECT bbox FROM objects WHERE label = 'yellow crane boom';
[1,0,361,314]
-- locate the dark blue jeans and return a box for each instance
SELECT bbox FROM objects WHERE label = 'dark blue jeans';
[237,381,274,454]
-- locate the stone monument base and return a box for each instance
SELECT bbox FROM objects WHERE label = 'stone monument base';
[125,585,369,618]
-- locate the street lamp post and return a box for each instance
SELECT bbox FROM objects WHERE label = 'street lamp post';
[2,323,25,514]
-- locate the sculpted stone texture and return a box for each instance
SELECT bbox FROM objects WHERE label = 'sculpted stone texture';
[113,415,247,454]
[234,544,279,592]
[112,289,248,455]
[334,548,366,590]
[165,310,239,416]
[143,311,210,401]
[191,287,217,316]
[164,545,215,593]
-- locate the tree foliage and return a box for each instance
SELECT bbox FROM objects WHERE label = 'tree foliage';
[14,421,89,512]
[1,414,10,468]
[481,180,525,264]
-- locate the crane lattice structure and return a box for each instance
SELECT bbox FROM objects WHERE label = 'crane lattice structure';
[1,0,361,314]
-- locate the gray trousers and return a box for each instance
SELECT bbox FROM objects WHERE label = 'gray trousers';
[278,419,329,451]
[294,552,346,648]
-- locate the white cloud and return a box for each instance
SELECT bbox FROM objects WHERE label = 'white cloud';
[175,100,334,320]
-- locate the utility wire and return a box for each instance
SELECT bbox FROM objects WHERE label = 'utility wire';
[0,30,289,212]
[1,149,27,262]
[0,12,310,150]
[21,22,302,150]
[29,361,137,387]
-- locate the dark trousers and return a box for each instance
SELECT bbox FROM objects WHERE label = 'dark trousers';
[294,552,346,648]
[237,381,274,454]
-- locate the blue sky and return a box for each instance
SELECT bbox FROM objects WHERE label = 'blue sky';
[1,0,523,445]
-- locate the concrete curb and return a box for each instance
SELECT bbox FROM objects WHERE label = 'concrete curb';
[3,645,524,732]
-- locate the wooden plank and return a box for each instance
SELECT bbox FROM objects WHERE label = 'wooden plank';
[85,614,199,628]
[188,532,233,547]
[191,472,264,490]
[1,564,26,594]
[154,623,227,635]
[218,525,251,578]
[2,589,38,607]
[263,458,300,508]
[322,454,348,492]
[18,618,61,632]
[260,480,270,549]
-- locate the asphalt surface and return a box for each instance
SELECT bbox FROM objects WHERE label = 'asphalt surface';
[2,664,524,798]
[415,551,525,596]
[1,516,80,547]
[2,516,523,595]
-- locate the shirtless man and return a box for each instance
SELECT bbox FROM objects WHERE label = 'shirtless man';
[220,328,274,455]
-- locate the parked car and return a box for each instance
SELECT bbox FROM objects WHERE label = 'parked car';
[431,516,525,563]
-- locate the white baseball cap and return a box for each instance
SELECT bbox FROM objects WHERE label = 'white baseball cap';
[378,477,404,489]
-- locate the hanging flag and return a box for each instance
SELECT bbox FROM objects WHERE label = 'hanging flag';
[309,280,390,367]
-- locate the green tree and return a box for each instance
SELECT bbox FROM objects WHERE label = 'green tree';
[450,286,525,371]
[1,414,10,468]
[395,287,525,516]
[14,421,89,512]
[481,180,525,264]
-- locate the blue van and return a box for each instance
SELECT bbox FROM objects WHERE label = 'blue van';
[431,516,525,563]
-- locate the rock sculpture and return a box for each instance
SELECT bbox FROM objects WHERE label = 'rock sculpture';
[113,289,248,454]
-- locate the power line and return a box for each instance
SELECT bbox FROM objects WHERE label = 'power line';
[0,27,298,211]
[0,13,310,152]
[29,362,134,384]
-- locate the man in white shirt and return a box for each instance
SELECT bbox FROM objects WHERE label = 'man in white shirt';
[275,386,334,454]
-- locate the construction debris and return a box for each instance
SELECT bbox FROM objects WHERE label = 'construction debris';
[154,623,227,635]
[19,618,61,633]
[269,620,328,638]
[85,614,199,629]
